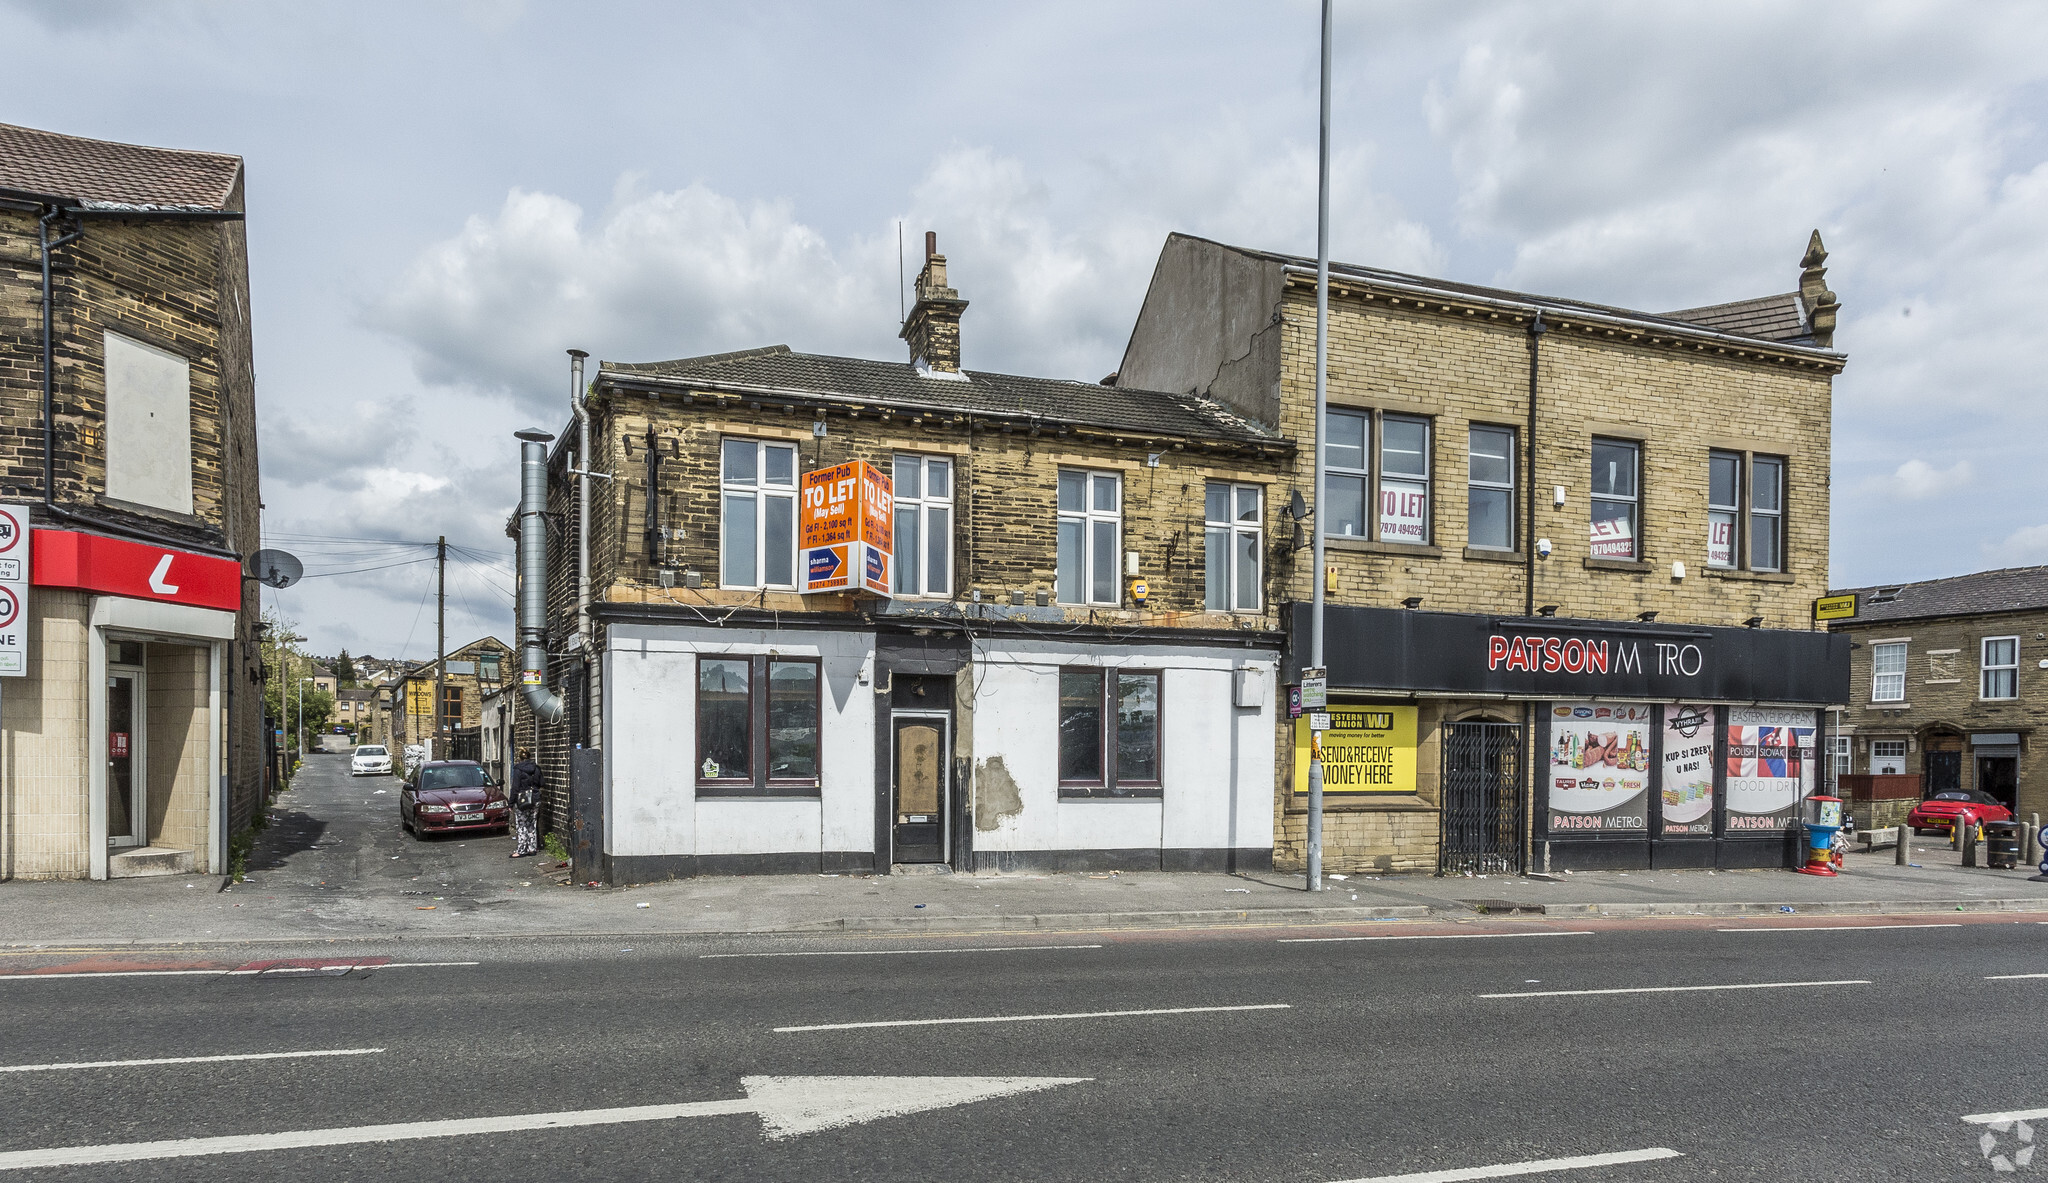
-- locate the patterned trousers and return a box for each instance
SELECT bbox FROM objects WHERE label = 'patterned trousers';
[513,806,538,855]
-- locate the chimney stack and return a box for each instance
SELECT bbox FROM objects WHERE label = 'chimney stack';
[1799,229,1839,348]
[900,230,968,375]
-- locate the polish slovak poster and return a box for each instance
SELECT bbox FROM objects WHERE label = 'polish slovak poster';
[1547,703,1652,833]
[1724,706,1816,831]
[1659,703,1716,835]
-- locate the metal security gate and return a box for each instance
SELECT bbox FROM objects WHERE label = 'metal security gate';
[1439,722,1525,875]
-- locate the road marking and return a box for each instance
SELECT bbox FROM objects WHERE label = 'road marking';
[1717,924,1962,932]
[1325,1146,1683,1182]
[0,1075,1090,1168]
[1984,973,2048,981]
[1280,931,1595,944]
[0,961,477,981]
[1480,979,1869,999]
[702,944,1103,959]
[776,1002,1292,1033]
[1964,1107,2048,1124]
[0,1048,382,1074]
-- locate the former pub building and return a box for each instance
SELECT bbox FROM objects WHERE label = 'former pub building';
[527,238,1287,882]
[1117,232,1850,872]
[0,123,264,880]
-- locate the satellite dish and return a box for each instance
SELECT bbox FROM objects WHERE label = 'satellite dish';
[249,549,303,589]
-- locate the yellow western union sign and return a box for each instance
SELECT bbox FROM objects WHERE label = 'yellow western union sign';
[1294,705,1418,794]
[1813,593,1858,622]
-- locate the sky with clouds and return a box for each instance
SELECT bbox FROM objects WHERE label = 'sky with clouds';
[3,0,2044,657]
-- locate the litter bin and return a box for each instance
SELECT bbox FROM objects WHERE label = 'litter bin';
[1984,819,2022,870]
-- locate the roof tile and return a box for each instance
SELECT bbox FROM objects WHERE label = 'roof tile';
[0,121,240,211]
[1831,566,2048,623]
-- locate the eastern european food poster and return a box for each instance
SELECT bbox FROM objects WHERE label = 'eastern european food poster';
[1546,703,1652,833]
[1724,706,1815,832]
[1659,703,1716,835]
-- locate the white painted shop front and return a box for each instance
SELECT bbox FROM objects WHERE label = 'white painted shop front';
[596,620,1276,881]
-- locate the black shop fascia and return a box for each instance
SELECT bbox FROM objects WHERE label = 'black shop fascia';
[1282,605,1851,872]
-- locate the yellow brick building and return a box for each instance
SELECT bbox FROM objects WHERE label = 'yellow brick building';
[1118,233,1849,873]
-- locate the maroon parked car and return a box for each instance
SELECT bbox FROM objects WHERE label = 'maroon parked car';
[401,760,511,838]
[1906,789,2013,835]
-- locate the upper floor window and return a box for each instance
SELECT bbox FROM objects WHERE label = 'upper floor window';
[720,439,796,590]
[1378,416,1431,545]
[1706,450,1787,572]
[1750,456,1784,572]
[1467,425,1515,551]
[1204,483,1262,612]
[1708,451,1740,568]
[1871,641,1907,702]
[1982,636,2019,700]
[1056,470,1121,606]
[1589,439,1639,560]
[1324,410,1369,538]
[892,454,953,598]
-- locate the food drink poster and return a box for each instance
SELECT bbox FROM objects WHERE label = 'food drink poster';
[1724,706,1815,831]
[1546,702,1651,833]
[1659,704,1716,835]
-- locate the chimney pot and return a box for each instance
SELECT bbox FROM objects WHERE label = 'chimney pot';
[901,231,967,373]
[925,231,937,260]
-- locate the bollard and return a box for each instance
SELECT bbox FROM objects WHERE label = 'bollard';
[1953,822,1965,852]
[1896,823,1910,866]
[1963,822,1979,868]
[2031,814,2042,868]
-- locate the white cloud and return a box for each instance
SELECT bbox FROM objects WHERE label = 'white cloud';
[1987,524,2048,566]
[1884,458,1975,500]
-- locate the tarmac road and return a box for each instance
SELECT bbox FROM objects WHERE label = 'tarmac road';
[2,917,2045,1181]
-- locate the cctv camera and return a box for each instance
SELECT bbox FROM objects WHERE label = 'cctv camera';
[1535,537,1553,559]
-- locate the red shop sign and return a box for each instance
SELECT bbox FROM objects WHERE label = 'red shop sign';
[32,530,240,612]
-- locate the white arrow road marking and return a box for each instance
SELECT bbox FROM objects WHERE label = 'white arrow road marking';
[0,1075,1089,1170]
[777,1002,1290,1033]
[1480,979,1868,999]
[1324,1146,1683,1182]
[147,554,179,595]
[1279,931,1595,944]
[0,1047,381,1074]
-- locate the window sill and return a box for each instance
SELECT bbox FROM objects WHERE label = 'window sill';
[1463,547,1525,564]
[1582,557,1652,573]
[1924,679,1962,685]
[1863,702,1910,710]
[1285,793,1435,813]
[695,785,823,799]
[1706,568,1796,584]
[1058,786,1163,800]
[1328,537,1443,558]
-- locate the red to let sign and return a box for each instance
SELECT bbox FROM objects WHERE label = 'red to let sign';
[799,461,892,595]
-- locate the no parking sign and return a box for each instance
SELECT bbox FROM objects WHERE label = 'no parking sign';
[0,505,29,676]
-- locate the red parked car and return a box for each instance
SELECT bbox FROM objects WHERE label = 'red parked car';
[1906,790,2013,835]
[401,760,511,838]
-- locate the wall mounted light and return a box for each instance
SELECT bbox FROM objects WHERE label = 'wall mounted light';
[1402,597,1423,609]
[1745,615,1765,629]
[1537,605,1559,617]
[1637,611,1658,622]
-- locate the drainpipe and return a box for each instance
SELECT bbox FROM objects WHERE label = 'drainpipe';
[514,426,563,723]
[568,350,597,748]
[1524,312,1545,618]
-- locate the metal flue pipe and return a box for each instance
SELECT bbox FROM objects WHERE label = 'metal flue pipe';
[515,426,563,722]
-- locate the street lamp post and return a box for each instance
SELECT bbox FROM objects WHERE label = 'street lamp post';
[1306,0,1334,893]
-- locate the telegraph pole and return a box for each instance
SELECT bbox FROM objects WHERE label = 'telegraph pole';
[435,535,447,760]
[1306,0,1333,893]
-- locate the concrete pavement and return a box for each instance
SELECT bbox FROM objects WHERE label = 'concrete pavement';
[5,751,2046,946]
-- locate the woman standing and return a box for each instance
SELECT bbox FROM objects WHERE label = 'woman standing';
[510,748,542,858]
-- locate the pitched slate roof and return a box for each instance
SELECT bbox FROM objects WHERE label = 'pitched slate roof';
[1662,293,1812,344]
[1181,234,1831,352]
[0,121,241,212]
[603,345,1279,444]
[1831,566,2048,624]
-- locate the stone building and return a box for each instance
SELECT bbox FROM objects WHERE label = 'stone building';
[390,637,511,760]
[526,236,1288,881]
[1116,232,1848,873]
[1825,567,2048,828]
[0,122,263,880]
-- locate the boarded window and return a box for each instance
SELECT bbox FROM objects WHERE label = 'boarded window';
[103,332,193,513]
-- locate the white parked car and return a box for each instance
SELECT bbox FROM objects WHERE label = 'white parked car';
[350,745,393,777]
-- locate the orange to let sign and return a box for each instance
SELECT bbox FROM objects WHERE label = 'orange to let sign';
[800,461,893,595]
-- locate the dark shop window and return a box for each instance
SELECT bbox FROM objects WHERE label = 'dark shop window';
[1059,666,1163,799]
[697,654,821,797]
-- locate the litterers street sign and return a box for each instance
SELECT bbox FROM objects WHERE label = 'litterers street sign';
[1300,667,1328,709]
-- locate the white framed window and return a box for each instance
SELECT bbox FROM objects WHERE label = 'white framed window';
[1379,415,1431,545]
[1708,450,1740,568]
[720,438,797,589]
[1204,483,1262,612]
[1830,735,1852,778]
[1871,739,1908,775]
[1750,456,1784,572]
[1871,641,1907,702]
[1467,425,1515,551]
[1324,409,1370,538]
[1056,470,1120,606]
[1982,636,2019,700]
[1589,439,1639,560]
[891,454,953,598]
